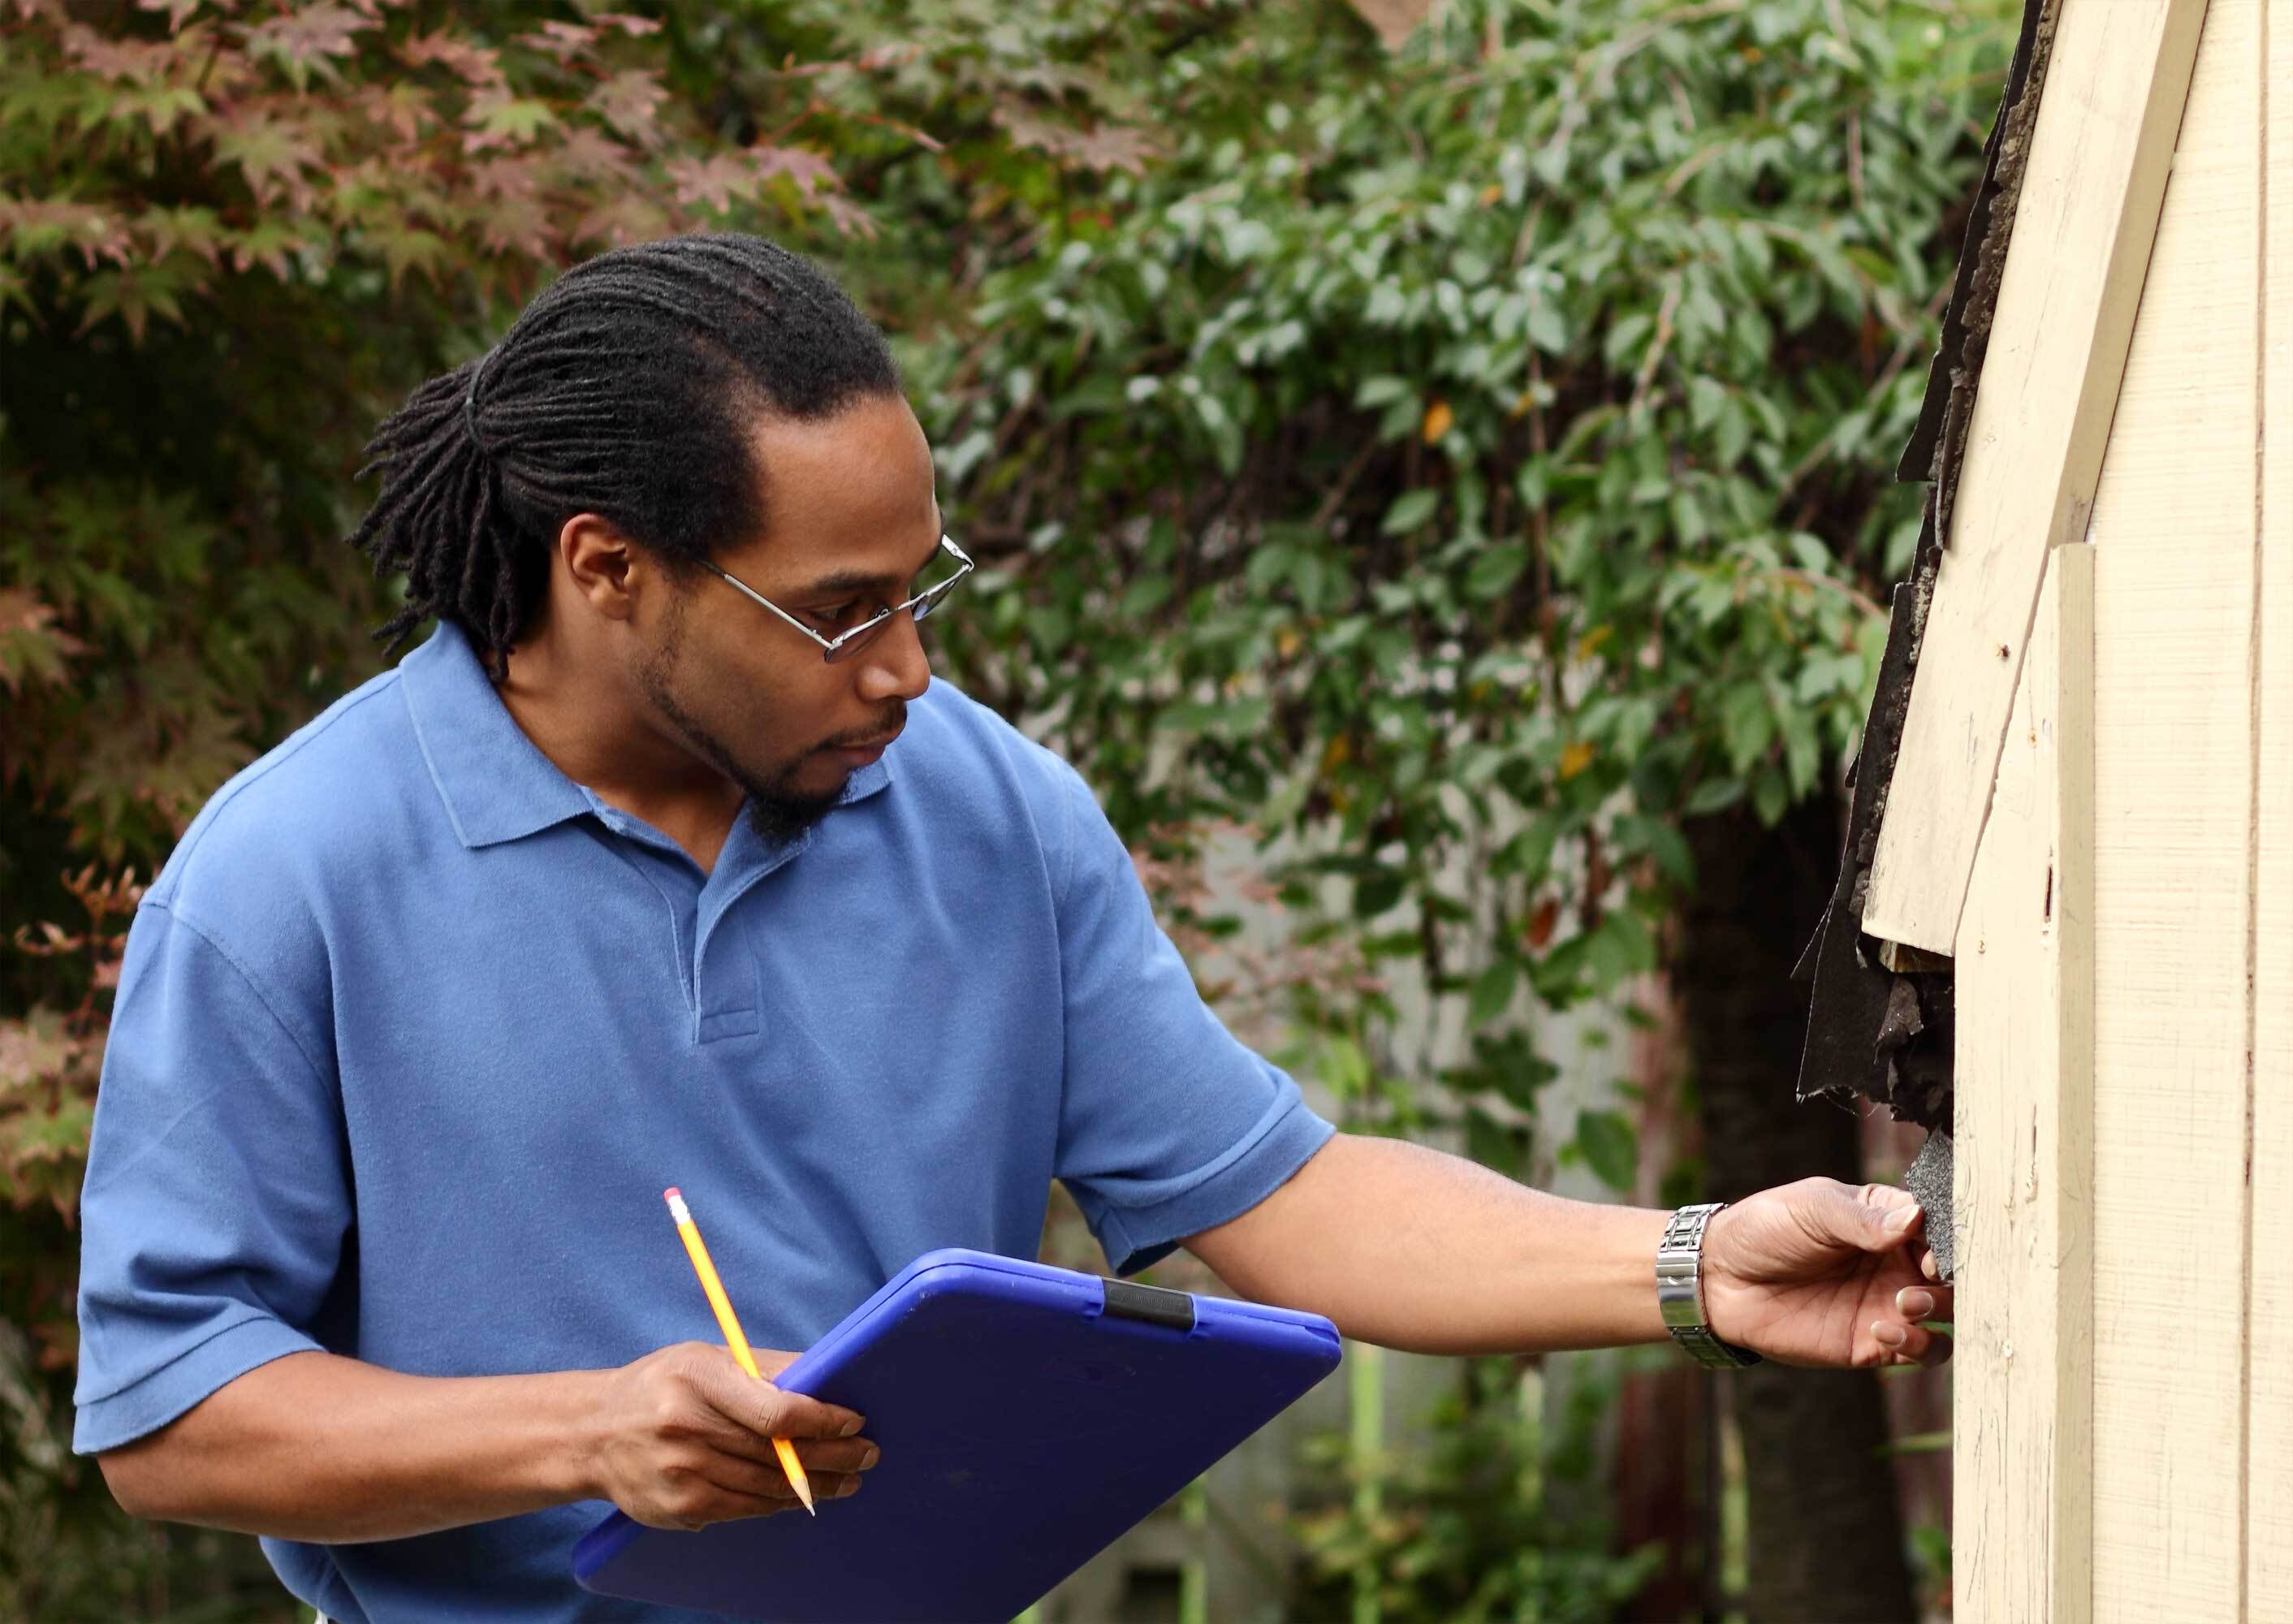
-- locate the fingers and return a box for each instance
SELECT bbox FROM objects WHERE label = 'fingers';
[787,1436,879,1475]
[684,1345,865,1442]
[751,1384,864,1442]
[1783,1178,1924,1255]
[1853,1182,1924,1253]
[1865,1280,1954,1369]
[637,1468,866,1533]
[1870,1316,1953,1367]
[1894,1282,1953,1324]
[605,1345,882,1534]
[697,1448,873,1503]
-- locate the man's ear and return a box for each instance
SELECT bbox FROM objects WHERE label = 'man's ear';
[557,514,643,624]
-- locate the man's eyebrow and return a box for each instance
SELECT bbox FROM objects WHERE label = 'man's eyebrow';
[790,532,944,600]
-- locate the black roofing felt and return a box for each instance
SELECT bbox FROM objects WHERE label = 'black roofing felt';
[1791,0,2060,1284]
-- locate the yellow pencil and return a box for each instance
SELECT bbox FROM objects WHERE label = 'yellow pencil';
[662,1187,816,1515]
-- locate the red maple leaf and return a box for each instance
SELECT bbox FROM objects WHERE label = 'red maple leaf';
[667,147,836,214]
[585,67,666,148]
[818,191,879,240]
[349,80,433,145]
[517,19,596,63]
[995,109,1156,176]
[59,20,180,84]
[475,194,555,262]
[0,200,135,269]
[551,125,642,188]
[400,30,503,93]
[240,4,374,85]
[572,191,671,248]
[134,0,207,36]
[467,155,544,204]
[204,103,322,206]
[663,153,752,214]
[746,144,835,191]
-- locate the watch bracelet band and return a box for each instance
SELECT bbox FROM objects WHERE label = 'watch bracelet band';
[1656,1202,1764,1369]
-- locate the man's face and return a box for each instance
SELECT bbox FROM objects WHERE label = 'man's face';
[632,392,940,841]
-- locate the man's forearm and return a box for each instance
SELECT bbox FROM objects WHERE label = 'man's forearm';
[99,1350,605,1544]
[1185,1134,1673,1355]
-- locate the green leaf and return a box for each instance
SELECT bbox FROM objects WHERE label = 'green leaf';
[1465,543,1528,599]
[1381,489,1440,535]
[1678,775,1742,816]
[1574,1109,1639,1193]
[1468,958,1518,1026]
[1354,873,1405,918]
[1464,1108,1527,1178]
[1752,763,1790,826]
[1500,818,1561,883]
[473,97,560,147]
[1720,682,1773,774]
[1525,297,1568,354]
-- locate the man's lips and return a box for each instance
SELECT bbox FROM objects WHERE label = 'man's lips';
[822,728,902,762]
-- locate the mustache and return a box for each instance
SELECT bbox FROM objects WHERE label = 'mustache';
[816,702,907,753]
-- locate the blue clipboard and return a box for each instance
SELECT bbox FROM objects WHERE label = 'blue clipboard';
[573,1247,1341,1623]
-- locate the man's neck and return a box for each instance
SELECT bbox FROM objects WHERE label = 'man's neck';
[494,628,744,875]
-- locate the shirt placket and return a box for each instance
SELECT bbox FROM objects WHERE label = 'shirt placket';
[691,815,809,1045]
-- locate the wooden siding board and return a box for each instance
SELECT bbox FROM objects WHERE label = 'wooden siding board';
[2087,0,2263,1612]
[1953,542,2095,1624]
[1863,0,2208,954]
[2246,0,2291,1609]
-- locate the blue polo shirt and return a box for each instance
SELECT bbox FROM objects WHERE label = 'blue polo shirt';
[72,620,1333,1624]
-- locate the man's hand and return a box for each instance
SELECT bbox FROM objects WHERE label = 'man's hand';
[1700,1178,1953,1369]
[587,1344,879,1531]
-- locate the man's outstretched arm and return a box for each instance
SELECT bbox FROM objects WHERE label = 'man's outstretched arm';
[97,1343,874,1544]
[1183,1133,1950,1368]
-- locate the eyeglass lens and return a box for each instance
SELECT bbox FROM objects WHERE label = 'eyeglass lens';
[821,564,965,664]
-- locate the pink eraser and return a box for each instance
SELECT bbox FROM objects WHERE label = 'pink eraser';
[663,1187,681,1203]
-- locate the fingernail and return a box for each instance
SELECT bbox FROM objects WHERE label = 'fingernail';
[840,1416,863,1437]
[1890,1206,1920,1233]
[837,1476,860,1497]
[1900,1289,1936,1319]
[1873,1320,1906,1349]
[860,1445,880,1470]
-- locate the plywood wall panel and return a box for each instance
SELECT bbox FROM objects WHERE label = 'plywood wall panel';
[2086,0,2264,1613]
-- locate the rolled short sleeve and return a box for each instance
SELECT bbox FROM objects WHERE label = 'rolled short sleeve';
[73,902,346,1453]
[1044,762,1334,1276]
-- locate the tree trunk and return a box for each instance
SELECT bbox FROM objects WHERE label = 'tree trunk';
[1677,791,1918,1623]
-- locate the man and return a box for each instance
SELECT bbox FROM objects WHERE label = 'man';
[76,235,1947,1624]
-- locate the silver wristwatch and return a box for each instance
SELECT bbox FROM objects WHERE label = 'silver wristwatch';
[1656,1202,1763,1369]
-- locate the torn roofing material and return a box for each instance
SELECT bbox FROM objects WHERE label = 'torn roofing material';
[1791,0,2060,1284]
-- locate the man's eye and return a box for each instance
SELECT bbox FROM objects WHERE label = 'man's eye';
[810,601,859,628]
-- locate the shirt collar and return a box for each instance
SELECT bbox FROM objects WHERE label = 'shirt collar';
[397,620,892,852]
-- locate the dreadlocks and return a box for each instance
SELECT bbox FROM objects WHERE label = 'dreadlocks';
[347,234,902,678]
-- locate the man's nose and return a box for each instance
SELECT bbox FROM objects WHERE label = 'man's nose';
[853,607,931,703]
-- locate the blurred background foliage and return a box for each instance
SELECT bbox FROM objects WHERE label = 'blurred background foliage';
[2,0,2010,1616]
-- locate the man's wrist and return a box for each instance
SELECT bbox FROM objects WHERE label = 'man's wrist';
[1656,1203,1762,1369]
[555,1367,619,1505]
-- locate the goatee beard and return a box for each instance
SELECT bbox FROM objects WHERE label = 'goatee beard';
[742,781,844,847]
[637,653,844,849]
[633,602,896,848]
[656,691,843,848]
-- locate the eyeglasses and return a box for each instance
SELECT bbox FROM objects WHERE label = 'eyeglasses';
[700,534,974,665]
